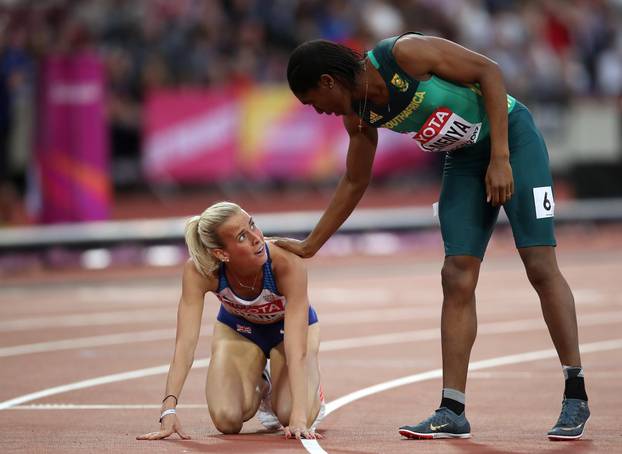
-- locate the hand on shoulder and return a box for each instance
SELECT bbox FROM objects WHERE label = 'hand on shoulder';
[267,240,304,264]
[270,237,315,259]
[267,240,307,277]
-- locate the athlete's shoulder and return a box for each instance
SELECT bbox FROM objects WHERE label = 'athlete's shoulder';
[373,32,422,57]
[368,35,399,64]
[373,34,400,50]
[266,241,308,293]
[182,258,218,294]
[392,32,430,60]
[266,241,305,273]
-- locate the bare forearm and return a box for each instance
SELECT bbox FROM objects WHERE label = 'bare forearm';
[480,64,509,160]
[306,175,368,253]
[285,351,308,423]
[284,308,309,424]
[162,348,194,409]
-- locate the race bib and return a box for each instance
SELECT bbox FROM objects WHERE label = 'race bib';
[533,186,555,219]
[414,108,482,152]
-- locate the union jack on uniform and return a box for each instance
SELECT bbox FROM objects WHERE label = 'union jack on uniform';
[236,324,252,334]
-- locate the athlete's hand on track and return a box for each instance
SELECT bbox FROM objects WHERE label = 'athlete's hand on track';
[273,237,315,258]
[284,424,324,440]
[136,414,191,440]
[485,156,514,207]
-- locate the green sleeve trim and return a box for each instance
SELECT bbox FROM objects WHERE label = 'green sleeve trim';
[367,50,380,69]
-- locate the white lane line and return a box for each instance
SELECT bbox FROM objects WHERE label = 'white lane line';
[4,309,621,358]
[0,303,430,333]
[11,404,208,410]
[301,439,329,454]
[1,313,619,411]
[0,287,391,328]
[320,310,622,352]
[0,309,176,332]
[0,360,209,410]
[302,338,622,453]
[320,307,440,326]
[0,307,441,357]
[2,309,621,361]
[4,337,619,454]
[0,328,182,357]
[0,284,610,333]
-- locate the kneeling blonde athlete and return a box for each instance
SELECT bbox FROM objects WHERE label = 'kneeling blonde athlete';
[137,202,325,441]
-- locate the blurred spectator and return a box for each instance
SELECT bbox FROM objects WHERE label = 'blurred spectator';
[0,0,620,197]
[1,0,616,100]
[597,31,622,96]
[0,15,34,223]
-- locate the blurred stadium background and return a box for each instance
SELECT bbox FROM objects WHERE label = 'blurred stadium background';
[0,0,621,273]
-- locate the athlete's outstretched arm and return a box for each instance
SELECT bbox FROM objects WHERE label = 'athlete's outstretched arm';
[137,260,212,440]
[276,116,378,257]
[394,34,514,207]
[275,249,318,439]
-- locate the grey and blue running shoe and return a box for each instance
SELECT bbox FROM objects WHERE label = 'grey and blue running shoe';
[399,407,471,439]
[547,398,590,440]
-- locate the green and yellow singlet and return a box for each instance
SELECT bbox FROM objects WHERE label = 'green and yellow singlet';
[355,32,517,153]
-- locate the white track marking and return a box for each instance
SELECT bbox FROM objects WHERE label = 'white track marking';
[0,309,176,332]
[1,326,619,412]
[320,310,622,352]
[300,439,329,454]
[0,307,441,357]
[0,284,609,332]
[309,288,392,304]
[0,328,181,357]
[7,338,621,414]
[0,309,622,358]
[3,310,621,358]
[571,289,610,305]
[327,338,622,415]
[0,303,425,332]
[0,360,209,410]
[302,338,622,453]
[0,286,179,306]
[3,339,618,454]
[318,307,439,325]
[11,404,208,410]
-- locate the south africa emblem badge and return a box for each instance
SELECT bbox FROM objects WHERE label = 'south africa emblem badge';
[391,73,409,92]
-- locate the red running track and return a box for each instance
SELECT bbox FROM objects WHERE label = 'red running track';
[1,225,621,453]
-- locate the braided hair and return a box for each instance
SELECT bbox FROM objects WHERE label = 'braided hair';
[287,40,363,95]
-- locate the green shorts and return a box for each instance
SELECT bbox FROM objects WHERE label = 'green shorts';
[439,102,556,259]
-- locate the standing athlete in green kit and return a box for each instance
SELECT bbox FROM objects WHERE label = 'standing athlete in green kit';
[277,32,590,440]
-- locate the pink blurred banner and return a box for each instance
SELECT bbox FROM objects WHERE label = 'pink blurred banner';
[35,53,110,224]
[142,86,435,184]
[371,130,433,178]
[143,89,238,183]
[238,86,345,181]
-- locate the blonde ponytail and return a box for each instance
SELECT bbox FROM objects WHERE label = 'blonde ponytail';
[184,201,243,277]
[184,216,216,277]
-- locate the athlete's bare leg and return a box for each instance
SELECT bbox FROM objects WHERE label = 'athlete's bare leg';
[205,322,266,434]
[518,246,581,366]
[440,256,481,392]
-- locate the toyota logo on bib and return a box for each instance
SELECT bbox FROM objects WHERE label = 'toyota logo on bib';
[415,107,482,152]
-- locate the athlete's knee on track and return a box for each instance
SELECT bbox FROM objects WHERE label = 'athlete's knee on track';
[441,257,479,300]
[210,407,244,434]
